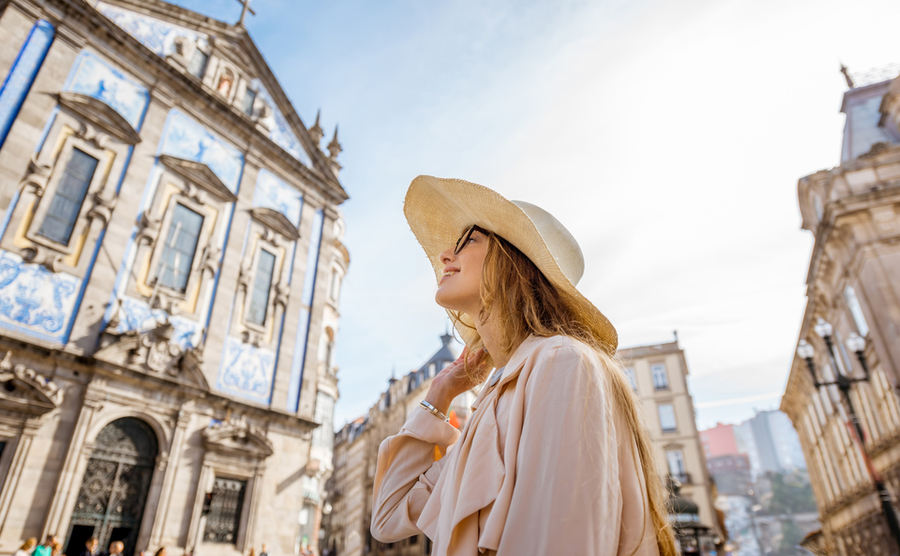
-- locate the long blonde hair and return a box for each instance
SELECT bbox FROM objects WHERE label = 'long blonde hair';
[448,232,677,556]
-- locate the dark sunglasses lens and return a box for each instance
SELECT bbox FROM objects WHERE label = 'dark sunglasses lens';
[455,226,474,255]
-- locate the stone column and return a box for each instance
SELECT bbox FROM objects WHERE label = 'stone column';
[149,406,192,547]
[243,466,267,551]
[41,383,104,538]
[185,462,214,551]
[0,417,42,535]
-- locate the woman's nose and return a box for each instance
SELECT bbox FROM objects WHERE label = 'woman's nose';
[439,248,455,265]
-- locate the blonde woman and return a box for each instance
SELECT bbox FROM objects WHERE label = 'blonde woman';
[371,177,677,555]
[13,538,37,556]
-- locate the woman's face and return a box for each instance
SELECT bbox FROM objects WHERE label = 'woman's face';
[435,227,489,315]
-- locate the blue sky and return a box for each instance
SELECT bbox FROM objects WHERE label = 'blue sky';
[171,0,900,431]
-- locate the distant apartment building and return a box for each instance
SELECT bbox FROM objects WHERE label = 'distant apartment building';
[707,455,753,497]
[700,410,806,480]
[619,338,723,552]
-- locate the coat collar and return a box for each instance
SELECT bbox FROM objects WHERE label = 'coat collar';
[470,335,542,411]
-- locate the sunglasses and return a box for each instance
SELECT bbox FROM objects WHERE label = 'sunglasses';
[454,225,490,255]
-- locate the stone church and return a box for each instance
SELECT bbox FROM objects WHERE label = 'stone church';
[0,0,348,555]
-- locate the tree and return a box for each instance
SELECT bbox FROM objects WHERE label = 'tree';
[766,473,817,515]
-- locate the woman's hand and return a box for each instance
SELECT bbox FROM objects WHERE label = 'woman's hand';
[424,347,491,414]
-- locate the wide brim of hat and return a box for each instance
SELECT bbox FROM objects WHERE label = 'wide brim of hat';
[403,175,618,354]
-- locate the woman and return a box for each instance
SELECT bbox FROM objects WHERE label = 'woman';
[12,538,37,556]
[371,177,677,555]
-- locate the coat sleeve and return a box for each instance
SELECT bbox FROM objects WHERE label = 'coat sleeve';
[370,407,460,542]
[497,345,624,555]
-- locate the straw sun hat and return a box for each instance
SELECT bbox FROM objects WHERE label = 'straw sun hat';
[403,175,618,354]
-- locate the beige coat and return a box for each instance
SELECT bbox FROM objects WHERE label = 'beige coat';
[371,335,660,556]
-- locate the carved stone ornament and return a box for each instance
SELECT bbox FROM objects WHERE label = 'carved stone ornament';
[21,243,65,273]
[158,155,238,203]
[0,352,64,415]
[57,92,142,145]
[202,415,274,459]
[95,319,209,390]
[18,154,52,197]
[136,209,162,247]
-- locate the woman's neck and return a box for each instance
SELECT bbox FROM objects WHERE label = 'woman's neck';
[473,311,519,369]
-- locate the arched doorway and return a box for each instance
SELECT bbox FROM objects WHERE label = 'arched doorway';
[66,418,158,556]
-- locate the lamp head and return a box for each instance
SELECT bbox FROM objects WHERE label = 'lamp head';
[814,317,833,339]
[845,332,866,353]
[797,340,815,359]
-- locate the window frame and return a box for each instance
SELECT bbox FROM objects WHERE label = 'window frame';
[143,193,216,303]
[238,229,286,336]
[245,247,277,327]
[25,135,114,255]
[651,362,670,390]
[658,402,677,433]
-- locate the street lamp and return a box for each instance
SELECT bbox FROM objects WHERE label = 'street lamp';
[799,319,900,549]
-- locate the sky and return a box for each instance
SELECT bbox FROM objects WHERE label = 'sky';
[172,0,900,431]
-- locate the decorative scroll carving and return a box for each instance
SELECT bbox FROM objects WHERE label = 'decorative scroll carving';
[136,209,162,246]
[202,416,274,459]
[87,190,118,226]
[273,280,290,310]
[18,154,53,197]
[0,352,64,415]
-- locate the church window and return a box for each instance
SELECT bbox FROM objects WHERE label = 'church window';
[188,48,209,78]
[37,148,98,245]
[652,363,669,390]
[242,88,256,116]
[329,268,342,303]
[312,392,336,450]
[204,477,247,544]
[844,285,869,337]
[247,249,276,326]
[659,403,677,432]
[155,204,204,293]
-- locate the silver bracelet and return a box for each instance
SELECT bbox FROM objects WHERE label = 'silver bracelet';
[419,400,449,423]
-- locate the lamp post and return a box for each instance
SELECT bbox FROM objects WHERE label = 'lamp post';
[799,318,900,549]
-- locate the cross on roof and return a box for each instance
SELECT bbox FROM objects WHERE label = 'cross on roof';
[235,0,256,26]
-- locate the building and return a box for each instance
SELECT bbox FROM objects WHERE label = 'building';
[619,338,723,553]
[700,411,806,480]
[781,66,900,554]
[324,333,466,556]
[0,1,348,555]
[707,455,752,497]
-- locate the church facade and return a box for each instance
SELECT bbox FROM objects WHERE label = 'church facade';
[0,1,348,555]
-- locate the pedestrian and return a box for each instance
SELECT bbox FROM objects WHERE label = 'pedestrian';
[32,535,56,556]
[105,541,124,556]
[77,538,99,556]
[153,548,166,556]
[248,549,256,556]
[13,537,37,556]
[259,543,268,556]
[370,177,679,555]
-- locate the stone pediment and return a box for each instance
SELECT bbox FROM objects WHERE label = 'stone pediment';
[203,417,274,459]
[159,155,238,203]
[96,320,209,390]
[57,92,142,145]
[249,207,300,240]
[0,352,64,416]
